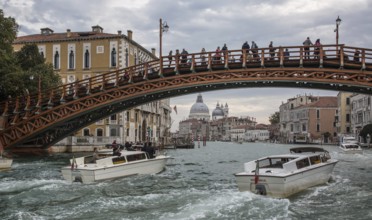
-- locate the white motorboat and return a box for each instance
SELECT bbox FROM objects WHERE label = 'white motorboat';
[61,149,170,184]
[0,149,12,169]
[234,147,338,198]
[340,136,359,145]
[0,157,13,169]
[339,143,363,154]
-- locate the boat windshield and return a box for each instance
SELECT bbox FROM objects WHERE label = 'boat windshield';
[258,157,294,169]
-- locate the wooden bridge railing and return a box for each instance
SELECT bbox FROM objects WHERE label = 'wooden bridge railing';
[0,44,371,130]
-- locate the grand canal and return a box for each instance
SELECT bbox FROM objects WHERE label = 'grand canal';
[1,142,371,220]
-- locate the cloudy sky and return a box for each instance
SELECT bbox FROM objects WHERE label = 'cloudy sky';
[3,0,372,131]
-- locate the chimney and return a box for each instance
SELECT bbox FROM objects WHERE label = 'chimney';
[118,30,122,35]
[66,29,71,37]
[127,30,133,40]
[151,48,156,56]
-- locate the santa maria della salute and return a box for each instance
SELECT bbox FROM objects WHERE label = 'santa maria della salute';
[176,94,270,142]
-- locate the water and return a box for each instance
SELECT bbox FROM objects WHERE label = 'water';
[1,142,372,220]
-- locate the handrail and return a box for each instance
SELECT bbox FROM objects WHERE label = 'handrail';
[1,44,372,122]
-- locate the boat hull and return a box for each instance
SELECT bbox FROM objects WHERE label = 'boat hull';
[0,158,13,169]
[235,160,338,198]
[61,156,169,183]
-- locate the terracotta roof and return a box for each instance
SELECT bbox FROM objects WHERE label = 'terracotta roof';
[14,31,119,44]
[301,96,337,108]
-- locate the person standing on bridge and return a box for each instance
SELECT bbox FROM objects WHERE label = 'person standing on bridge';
[200,48,207,65]
[214,46,221,64]
[313,39,321,59]
[168,50,173,67]
[269,41,276,61]
[251,41,259,61]
[181,49,188,66]
[303,37,313,59]
[221,43,228,61]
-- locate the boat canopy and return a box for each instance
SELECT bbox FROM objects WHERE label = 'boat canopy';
[290,147,328,154]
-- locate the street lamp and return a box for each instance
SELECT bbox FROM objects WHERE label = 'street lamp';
[335,16,342,53]
[159,18,169,76]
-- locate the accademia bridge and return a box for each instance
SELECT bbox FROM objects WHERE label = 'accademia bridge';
[0,44,371,149]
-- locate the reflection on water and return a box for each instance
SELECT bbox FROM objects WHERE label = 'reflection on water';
[1,142,372,219]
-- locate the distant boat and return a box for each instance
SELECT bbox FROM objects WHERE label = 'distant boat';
[173,138,195,149]
[339,143,363,154]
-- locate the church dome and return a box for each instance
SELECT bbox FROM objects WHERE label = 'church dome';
[212,103,225,117]
[189,93,210,121]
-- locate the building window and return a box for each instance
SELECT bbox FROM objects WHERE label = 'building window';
[346,126,350,133]
[126,111,130,121]
[110,114,117,121]
[317,124,320,132]
[135,112,138,122]
[54,51,60,69]
[84,49,90,69]
[290,124,293,132]
[302,123,306,131]
[346,97,350,105]
[317,109,320,119]
[126,128,129,136]
[69,50,74,69]
[110,128,117,136]
[83,128,90,136]
[111,48,117,67]
[96,128,103,136]
[346,114,350,122]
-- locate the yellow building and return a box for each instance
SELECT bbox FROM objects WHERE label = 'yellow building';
[13,25,172,147]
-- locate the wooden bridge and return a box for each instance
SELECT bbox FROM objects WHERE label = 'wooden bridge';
[0,44,371,149]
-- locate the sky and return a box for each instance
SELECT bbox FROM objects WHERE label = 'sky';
[2,0,372,132]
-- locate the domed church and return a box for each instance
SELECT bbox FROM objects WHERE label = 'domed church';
[189,93,210,121]
[212,102,229,120]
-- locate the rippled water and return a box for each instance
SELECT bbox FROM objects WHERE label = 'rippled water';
[1,142,372,220]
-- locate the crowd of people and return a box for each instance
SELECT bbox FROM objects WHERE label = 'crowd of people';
[165,37,363,66]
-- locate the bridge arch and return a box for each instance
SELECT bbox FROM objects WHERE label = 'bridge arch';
[0,44,371,149]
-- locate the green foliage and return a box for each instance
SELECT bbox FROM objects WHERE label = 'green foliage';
[359,124,372,141]
[15,44,45,70]
[0,11,61,99]
[269,111,280,124]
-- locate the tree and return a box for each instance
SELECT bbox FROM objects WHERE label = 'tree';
[0,9,19,99]
[269,111,280,124]
[359,124,372,143]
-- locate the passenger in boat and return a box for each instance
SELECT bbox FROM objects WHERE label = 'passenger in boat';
[112,140,121,156]
[91,147,99,163]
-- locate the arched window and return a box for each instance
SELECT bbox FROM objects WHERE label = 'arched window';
[84,49,90,68]
[54,51,59,69]
[111,48,117,67]
[69,50,74,69]
[83,128,90,136]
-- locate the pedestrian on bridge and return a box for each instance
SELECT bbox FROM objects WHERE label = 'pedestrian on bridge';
[354,49,360,62]
[314,39,321,59]
[168,50,173,67]
[303,37,313,59]
[221,43,228,61]
[200,48,207,65]
[269,41,276,61]
[181,49,188,66]
[251,41,259,61]
[214,46,222,64]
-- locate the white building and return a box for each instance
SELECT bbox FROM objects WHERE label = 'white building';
[244,130,270,142]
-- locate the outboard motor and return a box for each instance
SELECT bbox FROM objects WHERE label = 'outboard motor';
[255,184,267,195]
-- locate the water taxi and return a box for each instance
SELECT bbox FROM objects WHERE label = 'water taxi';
[61,149,170,183]
[234,147,338,198]
[339,143,363,154]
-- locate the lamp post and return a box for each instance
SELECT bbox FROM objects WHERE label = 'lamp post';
[335,16,342,54]
[159,18,169,76]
